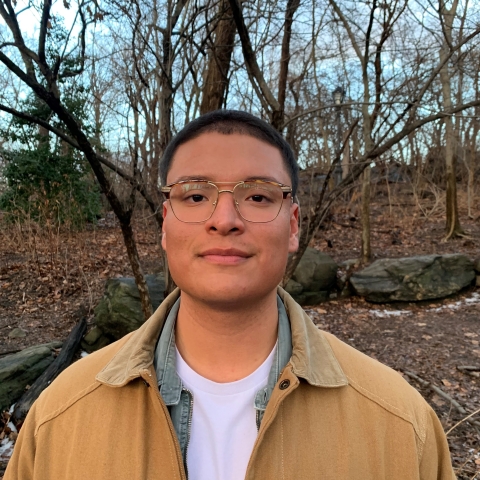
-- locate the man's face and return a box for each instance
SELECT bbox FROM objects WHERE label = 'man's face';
[162,132,299,307]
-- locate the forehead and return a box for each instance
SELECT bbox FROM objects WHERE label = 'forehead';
[167,132,290,185]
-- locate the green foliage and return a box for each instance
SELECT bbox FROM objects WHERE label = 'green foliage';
[0,144,102,227]
[0,83,101,227]
[0,16,107,228]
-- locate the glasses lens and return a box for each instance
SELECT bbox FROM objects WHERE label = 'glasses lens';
[169,182,217,223]
[234,182,284,222]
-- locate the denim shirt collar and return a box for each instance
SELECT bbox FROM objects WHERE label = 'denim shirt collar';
[154,298,182,406]
[153,296,293,410]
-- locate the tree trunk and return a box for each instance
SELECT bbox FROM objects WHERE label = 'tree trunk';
[200,0,236,114]
[467,73,479,219]
[119,217,153,320]
[439,0,463,239]
[467,121,478,219]
[360,166,371,263]
[271,0,300,131]
[342,130,350,179]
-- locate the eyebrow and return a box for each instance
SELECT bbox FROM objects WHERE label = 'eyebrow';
[173,175,210,182]
[171,175,287,184]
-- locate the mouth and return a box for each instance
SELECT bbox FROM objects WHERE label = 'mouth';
[198,248,252,265]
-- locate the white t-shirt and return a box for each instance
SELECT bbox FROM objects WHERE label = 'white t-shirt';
[175,345,276,480]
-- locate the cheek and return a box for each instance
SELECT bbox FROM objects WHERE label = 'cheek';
[162,223,190,262]
[259,221,291,262]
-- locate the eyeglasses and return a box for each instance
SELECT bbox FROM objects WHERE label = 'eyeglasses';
[161,179,292,223]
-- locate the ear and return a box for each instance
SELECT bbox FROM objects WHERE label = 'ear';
[161,201,168,251]
[288,202,299,253]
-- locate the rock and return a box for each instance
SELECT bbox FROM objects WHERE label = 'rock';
[339,284,353,298]
[94,274,165,340]
[284,279,303,296]
[8,327,27,339]
[292,248,338,292]
[340,259,360,269]
[81,326,112,353]
[0,342,62,411]
[302,291,329,305]
[284,249,338,305]
[351,254,475,303]
[83,325,104,345]
[474,258,480,274]
[476,276,480,288]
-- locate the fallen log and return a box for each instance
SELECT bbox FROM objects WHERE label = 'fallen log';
[457,365,480,378]
[12,318,87,430]
[456,365,480,372]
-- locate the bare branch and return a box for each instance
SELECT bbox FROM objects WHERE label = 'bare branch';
[228,0,281,114]
[38,0,52,67]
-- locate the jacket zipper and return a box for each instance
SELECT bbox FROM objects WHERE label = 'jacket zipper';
[141,370,187,480]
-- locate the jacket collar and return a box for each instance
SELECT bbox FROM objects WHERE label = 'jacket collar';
[278,288,347,387]
[96,287,347,389]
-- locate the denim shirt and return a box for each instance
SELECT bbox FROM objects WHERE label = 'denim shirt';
[153,296,293,469]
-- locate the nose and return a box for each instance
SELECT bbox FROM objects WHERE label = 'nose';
[204,190,245,234]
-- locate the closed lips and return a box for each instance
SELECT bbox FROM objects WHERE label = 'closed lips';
[198,249,252,258]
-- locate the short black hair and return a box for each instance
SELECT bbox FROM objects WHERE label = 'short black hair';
[160,110,299,196]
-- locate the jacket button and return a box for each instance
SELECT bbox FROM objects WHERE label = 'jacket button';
[279,380,290,390]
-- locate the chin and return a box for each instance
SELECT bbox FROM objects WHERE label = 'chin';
[177,277,279,308]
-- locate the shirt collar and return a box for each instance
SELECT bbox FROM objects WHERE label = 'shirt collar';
[153,296,292,408]
[254,296,292,411]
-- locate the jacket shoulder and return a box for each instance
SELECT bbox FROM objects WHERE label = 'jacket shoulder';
[31,334,133,427]
[322,331,430,438]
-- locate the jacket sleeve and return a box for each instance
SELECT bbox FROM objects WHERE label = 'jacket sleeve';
[3,402,39,480]
[419,404,457,480]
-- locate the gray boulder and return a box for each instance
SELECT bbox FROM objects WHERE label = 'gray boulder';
[284,248,337,305]
[292,248,338,292]
[350,254,475,303]
[474,257,480,274]
[0,342,62,411]
[94,274,165,340]
[81,326,112,353]
[284,279,303,296]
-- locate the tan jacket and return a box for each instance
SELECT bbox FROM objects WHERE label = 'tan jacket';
[5,289,455,479]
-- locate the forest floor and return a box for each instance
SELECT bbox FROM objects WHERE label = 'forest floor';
[0,188,479,478]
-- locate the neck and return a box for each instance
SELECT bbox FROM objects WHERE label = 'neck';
[175,290,279,383]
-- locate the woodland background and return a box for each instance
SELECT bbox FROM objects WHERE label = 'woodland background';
[0,0,479,477]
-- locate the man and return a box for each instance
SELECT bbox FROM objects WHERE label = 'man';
[5,110,455,479]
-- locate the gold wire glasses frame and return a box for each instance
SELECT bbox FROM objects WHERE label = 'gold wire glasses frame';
[161,179,293,224]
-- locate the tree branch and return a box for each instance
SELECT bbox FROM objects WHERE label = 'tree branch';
[0,102,163,225]
[228,0,281,114]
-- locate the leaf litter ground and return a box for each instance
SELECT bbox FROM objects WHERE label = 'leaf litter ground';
[0,200,479,478]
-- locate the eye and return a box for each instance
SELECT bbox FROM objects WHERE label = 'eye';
[250,194,268,203]
[244,188,275,204]
[184,193,208,203]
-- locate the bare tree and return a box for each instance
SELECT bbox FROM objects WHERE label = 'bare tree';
[200,0,236,114]
[438,0,464,239]
[228,0,300,131]
[0,1,154,319]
